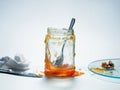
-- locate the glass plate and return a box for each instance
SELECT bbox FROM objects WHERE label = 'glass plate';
[88,58,120,79]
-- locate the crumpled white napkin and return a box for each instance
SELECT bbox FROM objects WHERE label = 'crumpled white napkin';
[0,54,30,71]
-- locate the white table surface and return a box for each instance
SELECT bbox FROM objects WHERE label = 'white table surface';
[0,67,120,90]
[0,0,120,90]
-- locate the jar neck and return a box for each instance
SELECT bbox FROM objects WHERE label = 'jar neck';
[47,27,74,36]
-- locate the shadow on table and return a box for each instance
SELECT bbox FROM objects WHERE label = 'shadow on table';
[41,76,82,90]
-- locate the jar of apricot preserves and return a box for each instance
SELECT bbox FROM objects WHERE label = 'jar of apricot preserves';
[44,27,76,77]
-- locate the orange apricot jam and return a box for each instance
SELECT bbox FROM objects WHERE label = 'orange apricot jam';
[44,56,84,77]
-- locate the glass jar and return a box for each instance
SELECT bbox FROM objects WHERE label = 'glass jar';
[44,27,75,77]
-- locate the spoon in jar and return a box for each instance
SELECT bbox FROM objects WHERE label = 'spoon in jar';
[54,18,75,66]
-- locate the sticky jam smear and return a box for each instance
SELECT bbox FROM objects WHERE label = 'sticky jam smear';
[44,57,84,77]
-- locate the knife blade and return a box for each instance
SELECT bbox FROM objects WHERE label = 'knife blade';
[0,69,43,78]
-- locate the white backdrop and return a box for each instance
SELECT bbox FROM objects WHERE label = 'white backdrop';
[0,0,120,69]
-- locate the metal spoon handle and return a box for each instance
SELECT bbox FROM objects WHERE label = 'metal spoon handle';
[68,18,75,31]
[61,18,75,52]
[61,18,75,53]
